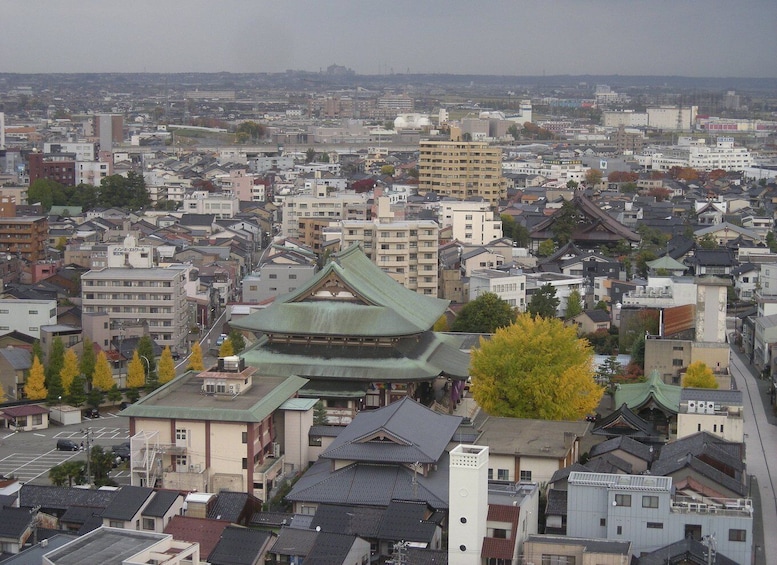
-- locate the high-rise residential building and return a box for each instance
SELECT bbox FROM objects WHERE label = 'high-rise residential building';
[340,218,439,295]
[418,140,507,206]
[96,113,124,151]
[281,193,369,239]
[81,266,190,354]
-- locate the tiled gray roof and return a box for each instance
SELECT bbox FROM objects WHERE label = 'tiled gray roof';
[636,538,738,565]
[272,527,318,556]
[287,456,450,510]
[322,398,462,465]
[545,489,567,516]
[377,500,438,543]
[60,505,103,525]
[406,548,448,565]
[0,347,31,370]
[305,531,359,564]
[102,486,154,521]
[680,388,742,404]
[0,506,32,538]
[208,491,251,522]
[20,485,117,514]
[311,504,383,538]
[308,425,344,438]
[142,491,181,518]
[589,435,654,462]
[207,526,272,565]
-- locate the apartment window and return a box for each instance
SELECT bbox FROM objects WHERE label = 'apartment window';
[616,526,622,535]
[599,518,606,527]
[729,529,747,542]
[309,435,322,447]
[142,518,155,530]
[520,470,532,482]
[647,522,663,529]
[487,469,494,480]
[175,455,187,467]
[28,310,38,314]
[242,458,248,470]
[497,469,509,481]
[175,429,187,443]
[109,520,123,528]
[32,414,43,425]
[642,495,659,508]
[540,556,575,565]
[672,359,683,366]
[614,494,631,507]
[268,274,277,279]
[242,432,247,444]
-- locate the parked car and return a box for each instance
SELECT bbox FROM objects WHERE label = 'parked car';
[83,408,100,419]
[171,352,181,361]
[56,439,80,451]
[112,442,131,462]
[215,333,228,346]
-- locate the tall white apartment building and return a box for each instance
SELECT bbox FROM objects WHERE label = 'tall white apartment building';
[0,299,57,339]
[339,218,439,295]
[281,193,369,239]
[81,266,190,354]
[451,208,502,246]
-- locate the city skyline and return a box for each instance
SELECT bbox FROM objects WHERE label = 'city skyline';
[3,0,776,78]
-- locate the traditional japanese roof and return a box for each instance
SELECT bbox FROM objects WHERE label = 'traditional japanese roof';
[588,435,655,464]
[646,255,687,272]
[592,403,661,441]
[636,538,738,565]
[102,486,154,521]
[207,526,272,565]
[613,371,681,415]
[239,331,470,382]
[233,244,449,337]
[529,194,640,244]
[310,504,384,538]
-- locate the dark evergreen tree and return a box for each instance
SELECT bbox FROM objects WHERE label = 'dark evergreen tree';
[527,284,561,319]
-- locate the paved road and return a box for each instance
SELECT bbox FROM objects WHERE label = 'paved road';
[729,343,776,564]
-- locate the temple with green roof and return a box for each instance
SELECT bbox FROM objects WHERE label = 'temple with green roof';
[613,370,681,438]
[233,244,470,422]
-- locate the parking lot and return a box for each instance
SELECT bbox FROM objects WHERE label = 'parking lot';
[0,414,131,486]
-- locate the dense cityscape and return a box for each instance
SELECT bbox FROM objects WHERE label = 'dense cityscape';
[0,67,775,565]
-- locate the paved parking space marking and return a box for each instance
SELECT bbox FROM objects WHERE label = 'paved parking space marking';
[0,449,80,483]
[55,427,129,440]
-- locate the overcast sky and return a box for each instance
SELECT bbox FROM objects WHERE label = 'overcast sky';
[4,0,776,77]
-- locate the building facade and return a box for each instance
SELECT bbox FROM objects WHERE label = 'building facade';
[0,216,48,262]
[418,141,507,206]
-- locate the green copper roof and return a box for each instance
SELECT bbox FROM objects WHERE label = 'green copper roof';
[240,331,470,382]
[233,244,449,336]
[647,256,687,271]
[613,370,681,414]
[120,372,309,423]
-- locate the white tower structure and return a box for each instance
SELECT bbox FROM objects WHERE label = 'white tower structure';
[0,112,5,149]
[448,444,489,565]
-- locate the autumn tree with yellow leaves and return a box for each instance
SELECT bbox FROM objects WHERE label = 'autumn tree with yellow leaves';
[25,356,48,400]
[470,314,603,420]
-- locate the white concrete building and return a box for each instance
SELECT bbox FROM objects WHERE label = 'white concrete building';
[281,193,369,239]
[469,268,526,310]
[448,445,489,565]
[677,389,744,442]
[0,299,57,340]
[181,190,240,218]
[43,142,96,161]
[637,137,752,172]
[450,208,502,246]
[647,105,698,131]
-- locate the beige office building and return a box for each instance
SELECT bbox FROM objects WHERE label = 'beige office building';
[81,267,190,353]
[418,140,507,206]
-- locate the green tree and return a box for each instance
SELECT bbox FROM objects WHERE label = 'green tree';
[87,388,104,410]
[219,338,235,357]
[127,351,146,389]
[305,148,316,163]
[60,349,80,395]
[107,385,123,405]
[98,171,150,210]
[566,179,579,190]
[137,335,157,376]
[32,341,44,368]
[0,382,5,404]
[451,292,516,333]
[46,368,65,406]
[630,334,646,370]
[80,337,96,384]
[47,337,65,387]
[67,372,87,406]
[527,283,560,319]
[470,314,603,419]
[682,361,719,389]
[565,289,584,320]
[595,355,624,385]
[235,120,266,142]
[380,165,395,176]
[49,460,85,487]
[766,231,777,253]
[27,178,65,212]
[635,250,658,279]
[158,346,176,385]
[501,214,516,240]
[313,401,329,425]
[188,342,205,371]
[229,329,246,354]
[537,239,556,257]
[91,351,115,391]
[697,233,718,250]
[507,123,521,140]
[25,356,48,400]
[89,445,118,487]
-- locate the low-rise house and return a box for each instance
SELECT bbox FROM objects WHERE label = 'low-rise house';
[523,535,632,565]
[0,404,50,432]
[587,435,655,474]
[101,486,155,530]
[0,506,34,555]
[0,347,31,400]
[207,525,274,565]
[472,413,590,484]
[571,309,611,334]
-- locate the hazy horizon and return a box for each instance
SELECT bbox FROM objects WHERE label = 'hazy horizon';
[4,0,776,78]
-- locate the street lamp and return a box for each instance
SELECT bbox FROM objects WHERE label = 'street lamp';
[140,355,150,383]
[58,395,62,421]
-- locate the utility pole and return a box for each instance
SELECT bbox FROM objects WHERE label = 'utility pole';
[81,427,93,486]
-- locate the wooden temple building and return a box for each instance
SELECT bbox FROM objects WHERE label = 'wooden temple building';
[233,244,470,424]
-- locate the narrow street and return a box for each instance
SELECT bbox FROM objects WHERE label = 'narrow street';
[729,341,777,565]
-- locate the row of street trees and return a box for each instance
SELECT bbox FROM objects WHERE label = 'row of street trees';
[24,335,178,408]
[27,171,151,213]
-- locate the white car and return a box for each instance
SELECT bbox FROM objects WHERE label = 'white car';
[215,333,228,346]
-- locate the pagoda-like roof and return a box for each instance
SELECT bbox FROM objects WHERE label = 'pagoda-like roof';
[613,370,681,415]
[240,331,471,382]
[529,194,640,243]
[233,244,449,337]
[646,255,687,272]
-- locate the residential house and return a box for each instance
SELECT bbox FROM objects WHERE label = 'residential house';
[207,526,274,565]
[677,389,744,442]
[101,486,155,530]
[0,404,49,432]
[0,346,31,400]
[571,309,611,334]
[469,268,526,309]
[523,535,632,565]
